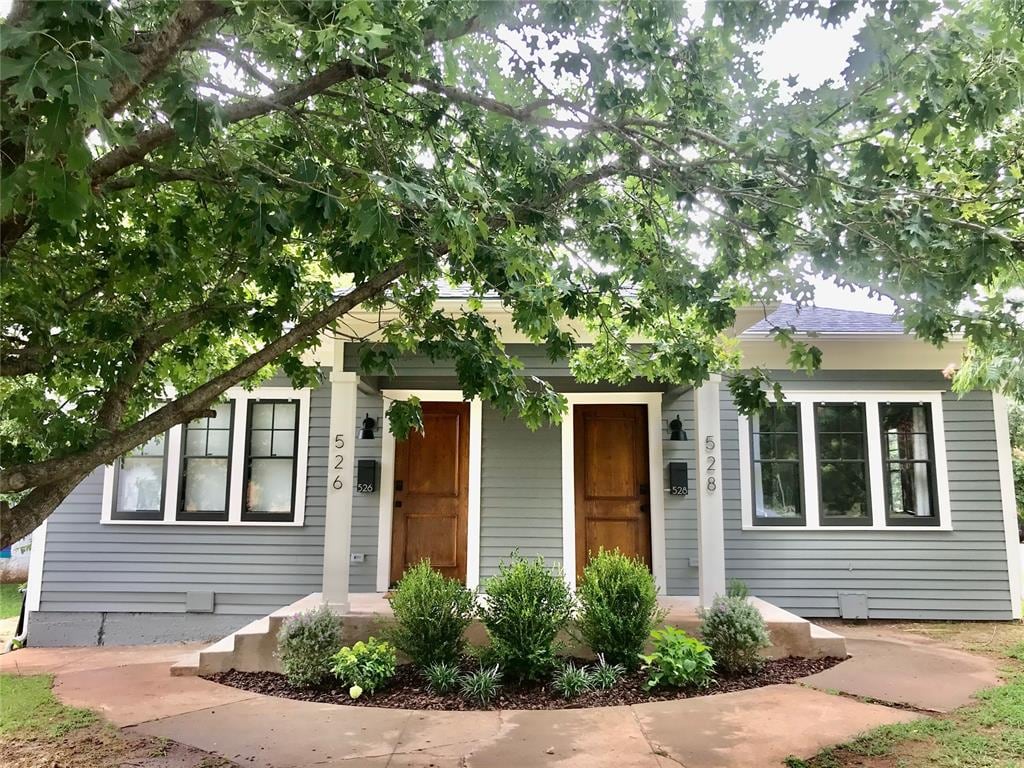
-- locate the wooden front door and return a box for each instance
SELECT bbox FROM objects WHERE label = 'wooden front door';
[390,401,470,584]
[574,403,652,579]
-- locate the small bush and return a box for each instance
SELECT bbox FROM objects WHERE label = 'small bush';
[387,560,476,668]
[575,549,663,668]
[276,605,343,688]
[423,661,461,694]
[459,665,502,706]
[698,594,771,674]
[478,555,574,682]
[726,579,749,599]
[590,654,625,690]
[640,627,715,690]
[552,661,593,699]
[330,637,397,695]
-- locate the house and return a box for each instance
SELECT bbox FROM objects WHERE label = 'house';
[23,300,1022,649]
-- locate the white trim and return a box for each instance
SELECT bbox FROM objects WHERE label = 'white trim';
[558,392,667,592]
[322,339,357,609]
[695,378,727,606]
[375,390,483,592]
[25,520,47,613]
[738,390,953,531]
[992,392,1023,619]
[100,385,311,527]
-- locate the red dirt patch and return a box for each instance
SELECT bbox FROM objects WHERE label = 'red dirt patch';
[206,655,846,711]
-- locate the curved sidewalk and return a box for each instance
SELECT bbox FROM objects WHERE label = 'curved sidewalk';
[0,626,1003,768]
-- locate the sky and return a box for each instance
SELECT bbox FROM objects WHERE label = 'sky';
[2,0,895,314]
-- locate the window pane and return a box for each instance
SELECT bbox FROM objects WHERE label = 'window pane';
[206,429,230,456]
[247,459,294,513]
[886,463,933,518]
[754,462,801,518]
[820,462,869,519]
[184,428,207,456]
[841,434,864,460]
[251,403,274,429]
[250,430,272,457]
[182,458,229,512]
[209,403,232,429]
[272,430,295,457]
[132,433,165,457]
[117,456,164,512]
[819,434,842,460]
[816,405,841,433]
[273,402,297,429]
[774,433,800,460]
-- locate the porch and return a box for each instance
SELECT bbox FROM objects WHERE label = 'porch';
[170,592,847,676]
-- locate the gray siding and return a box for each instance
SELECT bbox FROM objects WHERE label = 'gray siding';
[350,387,384,590]
[479,406,563,579]
[37,377,330,618]
[662,389,698,594]
[721,371,1015,620]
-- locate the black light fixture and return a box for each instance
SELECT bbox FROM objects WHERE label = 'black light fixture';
[668,414,687,441]
[359,413,376,439]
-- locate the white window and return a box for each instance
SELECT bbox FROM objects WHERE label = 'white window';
[739,391,952,531]
[102,387,310,526]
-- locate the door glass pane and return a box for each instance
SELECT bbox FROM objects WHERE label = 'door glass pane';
[247,459,294,513]
[182,458,229,512]
[117,456,164,512]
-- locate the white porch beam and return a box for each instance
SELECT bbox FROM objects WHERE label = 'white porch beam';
[322,339,357,611]
[695,375,727,607]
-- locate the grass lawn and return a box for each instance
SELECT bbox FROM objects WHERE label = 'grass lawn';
[787,623,1024,768]
[0,583,24,620]
[0,673,235,767]
[0,674,97,738]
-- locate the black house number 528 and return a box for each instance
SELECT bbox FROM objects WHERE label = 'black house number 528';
[704,435,717,493]
[332,434,345,490]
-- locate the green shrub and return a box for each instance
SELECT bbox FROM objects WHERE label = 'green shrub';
[590,654,625,690]
[459,665,502,706]
[276,605,344,688]
[478,555,574,682]
[726,578,749,599]
[423,661,460,694]
[330,637,397,695]
[387,560,476,668]
[640,627,715,690]
[575,549,663,668]
[552,661,593,699]
[698,594,771,674]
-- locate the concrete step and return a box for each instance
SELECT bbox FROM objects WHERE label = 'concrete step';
[809,622,848,658]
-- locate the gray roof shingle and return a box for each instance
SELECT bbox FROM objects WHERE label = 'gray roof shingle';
[743,303,904,335]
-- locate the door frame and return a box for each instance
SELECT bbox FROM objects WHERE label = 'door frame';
[376,390,483,591]
[560,393,666,591]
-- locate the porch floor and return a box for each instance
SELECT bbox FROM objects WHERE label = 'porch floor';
[172,593,846,676]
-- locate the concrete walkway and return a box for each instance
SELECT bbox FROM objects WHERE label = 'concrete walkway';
[0,625,1005,768]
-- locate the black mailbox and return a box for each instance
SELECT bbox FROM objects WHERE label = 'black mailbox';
[668,462,688,496]
[356,459,377,493]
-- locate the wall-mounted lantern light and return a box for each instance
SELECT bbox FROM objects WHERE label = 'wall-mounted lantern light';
[359,414,377,439]
[668,414,687,441]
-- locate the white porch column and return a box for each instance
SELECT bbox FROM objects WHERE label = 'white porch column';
[695,375,727,607]
[322,339,357,611]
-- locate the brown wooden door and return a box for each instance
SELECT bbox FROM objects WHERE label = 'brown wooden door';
[574,403,651,579]
[390,401,470,585]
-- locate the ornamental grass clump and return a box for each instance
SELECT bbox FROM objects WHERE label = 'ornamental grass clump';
[590,654,626,690]
[330,637,397,696]
[478,555,574,682]
[552,661,593,699]
[459,665,502,706]
[422,661,461,694]
[386,560,476,668]
[276,605,343,688]
[698,593,771,675]
[575,549,664,668]
[640,627,715,690]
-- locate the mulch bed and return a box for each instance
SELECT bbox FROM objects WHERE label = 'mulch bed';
[205,655,846,711]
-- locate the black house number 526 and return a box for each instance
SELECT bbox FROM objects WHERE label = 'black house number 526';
[332,434,345,490]
[704,435,717,493]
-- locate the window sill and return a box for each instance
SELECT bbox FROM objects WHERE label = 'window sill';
[100,518,304,527]
[741,524,953,533]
